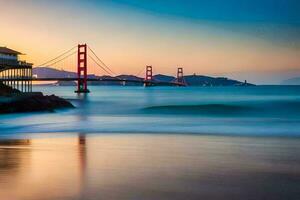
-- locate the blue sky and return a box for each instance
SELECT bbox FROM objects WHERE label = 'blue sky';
[101,0,300,46]
[102,0,300,25]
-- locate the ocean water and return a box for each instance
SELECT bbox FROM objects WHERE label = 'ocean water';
[0,85,300,137]
[1,86,300,200]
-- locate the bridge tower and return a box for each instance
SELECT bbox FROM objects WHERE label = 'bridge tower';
[144,65,153,87]
[75,44,90,93]
[177,67,187,86]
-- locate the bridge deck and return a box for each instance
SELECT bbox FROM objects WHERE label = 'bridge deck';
[0,77,185,86]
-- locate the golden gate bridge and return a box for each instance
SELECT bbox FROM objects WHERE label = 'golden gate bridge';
[0,44,187,93]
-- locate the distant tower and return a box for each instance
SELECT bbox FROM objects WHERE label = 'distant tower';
[144,65,153,87]
[177,67,186,86]
[75,44,89,93]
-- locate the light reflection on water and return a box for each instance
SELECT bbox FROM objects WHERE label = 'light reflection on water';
[0,134,300,200]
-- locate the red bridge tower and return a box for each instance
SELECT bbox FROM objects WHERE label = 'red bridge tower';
[177,67,187,86]
[75,44,90,93]
[144,65,153,87]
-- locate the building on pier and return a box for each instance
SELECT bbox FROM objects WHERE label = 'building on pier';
[0,47,33,92]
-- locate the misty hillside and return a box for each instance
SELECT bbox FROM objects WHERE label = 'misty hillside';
[33,67,77,78]
[184,75,251,86]
[153,74,176,82]
[33,67,98,79]
[281,77,300,85]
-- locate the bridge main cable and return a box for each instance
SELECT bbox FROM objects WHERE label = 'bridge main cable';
[87,46,117,76]
[43,51,77,68]
[36,45,77,67]
[88,55,115,76]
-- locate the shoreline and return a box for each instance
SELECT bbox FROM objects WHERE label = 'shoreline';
[1,132,300,141]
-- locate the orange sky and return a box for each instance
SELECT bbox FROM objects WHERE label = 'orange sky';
[0,0,299,83]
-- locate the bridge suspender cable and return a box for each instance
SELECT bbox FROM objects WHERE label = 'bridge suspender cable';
[88,55,115,76]
[87,46,117,76]
[44,51,77,68]
[36,45,77,67]
[87,46,122,80]
[135,67,145,78]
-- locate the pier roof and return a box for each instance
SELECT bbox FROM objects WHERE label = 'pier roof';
[0,47,23,55]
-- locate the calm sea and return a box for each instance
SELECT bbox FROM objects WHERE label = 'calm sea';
[1,85,300,137]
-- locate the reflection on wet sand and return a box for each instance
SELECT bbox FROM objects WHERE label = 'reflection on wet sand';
[78,134,87,174]
[0,139,32,200]
[78,133,87,199]
[0,136,83,200]
[0,134,300,200]
[0,139,31,172]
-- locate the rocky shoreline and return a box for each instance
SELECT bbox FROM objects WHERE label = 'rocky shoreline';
[0,82,74,114]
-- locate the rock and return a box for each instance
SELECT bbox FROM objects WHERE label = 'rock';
[0,92,74,114]
[0,82,20,96]
[0,82,74,114]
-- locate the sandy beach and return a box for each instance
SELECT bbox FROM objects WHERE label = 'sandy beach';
[1,134,300,200]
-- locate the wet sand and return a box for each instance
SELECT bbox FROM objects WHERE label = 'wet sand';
[0,134,300,200]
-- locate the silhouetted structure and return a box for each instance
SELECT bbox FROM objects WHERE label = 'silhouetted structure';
[0,47,32,92]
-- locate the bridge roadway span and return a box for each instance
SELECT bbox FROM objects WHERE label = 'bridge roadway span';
[0,77,184,86]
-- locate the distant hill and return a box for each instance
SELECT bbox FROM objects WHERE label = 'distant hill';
[55,81,77,86]
[152,74,253,86]
[33,67,98,79]
[116,75,143,81]
[32,67,254,86]
[281,77,300,85]
[184,75,252,86]
[116,75,143,86]
[153,74,175,82]
[33,67,77,78]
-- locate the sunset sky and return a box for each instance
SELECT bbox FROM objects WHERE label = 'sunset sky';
[0,0,299,84]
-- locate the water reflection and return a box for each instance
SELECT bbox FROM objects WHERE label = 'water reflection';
[0,134,300,200]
